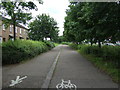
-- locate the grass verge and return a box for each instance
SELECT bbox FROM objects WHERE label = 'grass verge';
[78,50,119,83]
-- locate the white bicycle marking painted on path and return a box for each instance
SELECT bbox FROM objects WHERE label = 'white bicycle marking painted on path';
[9,76,27,87]
[56,79,77,90]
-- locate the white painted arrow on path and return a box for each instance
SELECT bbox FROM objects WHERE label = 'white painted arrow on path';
[9,76,27,87]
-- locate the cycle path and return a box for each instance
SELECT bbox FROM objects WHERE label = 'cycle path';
[2,45,118,89]
[49,45,118,88]
[2,45,61,88]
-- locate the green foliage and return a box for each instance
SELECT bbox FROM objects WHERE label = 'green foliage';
[54,43,59,47]
[69,43,78,50]
[64,2,120,47]
[79,45,102,57]
[61,42,71,45]
[102,46,120,65]
[78,44,91,54]
[1,1,42,40]
[2,40,54,65]
[57,36,66,43]
[43,40,55,49]
[28,14,59,42]
[77,44,119,66]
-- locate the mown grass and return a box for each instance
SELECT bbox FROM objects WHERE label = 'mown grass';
[2,40,55,65]
[70,43,119,83]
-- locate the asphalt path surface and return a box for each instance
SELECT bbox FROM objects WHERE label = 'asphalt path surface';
[2,45,118,89]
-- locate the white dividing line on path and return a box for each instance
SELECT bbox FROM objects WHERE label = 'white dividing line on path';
[41,50,61,89]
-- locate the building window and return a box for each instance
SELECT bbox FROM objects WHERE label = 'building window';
[3,38,6,42]
[26,31,28,35]
[24,30,26,34]
[10,25,12,32]
[20,28,22,34]
[2,24,5,30]
[15,27,17,33]
[9,35,14,41]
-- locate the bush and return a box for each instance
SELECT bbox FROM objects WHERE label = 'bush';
[54,43,59,46]
[78,44,119,66]
[44,41,55,49]
[61,42,71,45]
[102,46,120,64]
[2,40,54,65]
[78,44,91,54]
[69,43,78,50]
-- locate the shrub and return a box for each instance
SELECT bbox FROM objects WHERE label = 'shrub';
[89,46,102,57]
[70,43,119,66]
[2,40,54,65]
[54,43,59,46]
[69,43,78,50]
[43,41,55,49]
[78,45,91,54]
[61,42,71,45]
[77,44,119,66]
[102,46,120,65]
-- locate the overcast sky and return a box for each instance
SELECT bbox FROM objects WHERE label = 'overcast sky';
[31,0,70,36]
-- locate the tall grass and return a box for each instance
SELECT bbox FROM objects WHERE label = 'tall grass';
[2,40,55,65]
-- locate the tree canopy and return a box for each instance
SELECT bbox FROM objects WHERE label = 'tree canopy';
[64,2,120,47]
[28,14,59,41]
[1,1,43,40]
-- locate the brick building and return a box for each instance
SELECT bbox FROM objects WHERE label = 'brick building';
[0,17,29,43]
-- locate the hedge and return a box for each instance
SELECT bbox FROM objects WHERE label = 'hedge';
[43,40,55,49]
[69,43,78,50]
[70,43,119,66]
[61,42,71,45]
[2,40,55,65]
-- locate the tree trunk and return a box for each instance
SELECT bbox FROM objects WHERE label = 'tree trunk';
[90,38,93,46]
[13,24,16,41]
[50,37,52,41]
[12,14,16,41]
[98,39,101,48]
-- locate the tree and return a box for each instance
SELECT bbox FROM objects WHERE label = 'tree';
[1,1,43,41]
[64,3,86,43]
[64,2,120,47]
[80,2,120,47]
[28,14,59,41]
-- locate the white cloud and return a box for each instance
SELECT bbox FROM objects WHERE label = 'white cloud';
[31,0,70,36]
